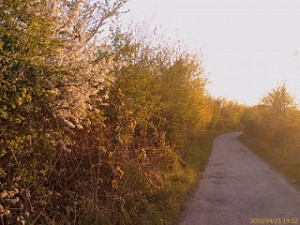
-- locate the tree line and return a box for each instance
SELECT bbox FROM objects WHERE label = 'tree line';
[242,84,300,189]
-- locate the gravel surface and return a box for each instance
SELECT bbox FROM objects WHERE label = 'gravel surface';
[179,132,300,225]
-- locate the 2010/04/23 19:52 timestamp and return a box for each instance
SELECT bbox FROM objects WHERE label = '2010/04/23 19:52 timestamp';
[250,218,298,224]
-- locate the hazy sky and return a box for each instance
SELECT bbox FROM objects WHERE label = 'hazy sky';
[121,0,300,105]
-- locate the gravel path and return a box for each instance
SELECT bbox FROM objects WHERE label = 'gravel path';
[179,132,300,225]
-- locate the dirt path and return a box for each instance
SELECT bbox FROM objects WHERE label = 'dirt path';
[179,132,300,225]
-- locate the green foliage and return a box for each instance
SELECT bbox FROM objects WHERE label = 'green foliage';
[97,29,214,223]
[0,0,127,224]
[0,1,219,224]
[0,1,60,223]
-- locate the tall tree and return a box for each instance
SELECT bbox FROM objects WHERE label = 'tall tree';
[261,83,296,117]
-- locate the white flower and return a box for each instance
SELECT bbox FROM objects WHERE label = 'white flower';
[46,0,126,129]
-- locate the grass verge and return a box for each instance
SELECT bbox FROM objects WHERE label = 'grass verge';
[239,133,300,190]
[158,135,214,225]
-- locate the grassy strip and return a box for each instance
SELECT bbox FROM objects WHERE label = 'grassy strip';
[158,135,214,225]
[239,133,300,190]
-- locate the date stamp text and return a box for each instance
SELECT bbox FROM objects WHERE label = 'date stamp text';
[250,218,298,224]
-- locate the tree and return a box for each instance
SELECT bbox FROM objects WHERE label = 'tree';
[244,84,299,149]
[261,83,296,117]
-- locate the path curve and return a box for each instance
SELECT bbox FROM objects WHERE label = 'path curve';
[179,132,300,225]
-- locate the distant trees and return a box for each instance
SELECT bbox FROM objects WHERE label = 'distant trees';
[242,84,300,190]
[261,84,296,117]
[209,98,245,131]
[244,84,300,151]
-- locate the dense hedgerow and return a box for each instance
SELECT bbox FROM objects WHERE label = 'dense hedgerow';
[0,1,245,224]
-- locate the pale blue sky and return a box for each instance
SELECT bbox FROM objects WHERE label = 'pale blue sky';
[121,0,300,105]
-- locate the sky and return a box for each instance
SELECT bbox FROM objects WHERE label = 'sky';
[120,0,300,105]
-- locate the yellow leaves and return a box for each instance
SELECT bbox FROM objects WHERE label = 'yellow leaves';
[0,148,7,157]
[115,166,124,179]
[55,192,62,198]
[0,190,17,199]
[0,40,3,61]
[0,108,8,119]
[0,167,6,177]
[16,96,24,106]
[98,146,107,154]
[110,166,125,189]
[111,179,118,189]
[108,151,114,158]
[129,120,136,132]
[261,83,296,115]
[137,148,147,161]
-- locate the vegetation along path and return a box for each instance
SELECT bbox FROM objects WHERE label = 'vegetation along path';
[179,132,300,225]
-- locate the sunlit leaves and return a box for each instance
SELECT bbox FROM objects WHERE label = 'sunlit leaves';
[261,83,296,115]
[244,83,299,148]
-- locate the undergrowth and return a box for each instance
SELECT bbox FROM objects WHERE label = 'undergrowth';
[160,136,214,225]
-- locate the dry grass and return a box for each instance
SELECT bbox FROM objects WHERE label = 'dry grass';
[239,133,300,190]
